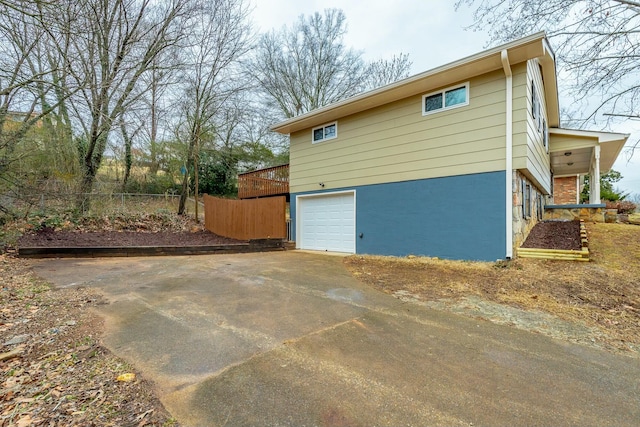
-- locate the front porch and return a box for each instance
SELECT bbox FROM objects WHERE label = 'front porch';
[549,128,628,205]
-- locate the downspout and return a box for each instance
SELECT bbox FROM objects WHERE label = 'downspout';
[501,50,513,259]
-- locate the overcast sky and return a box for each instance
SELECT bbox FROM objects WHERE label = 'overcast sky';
[251,0,640,196]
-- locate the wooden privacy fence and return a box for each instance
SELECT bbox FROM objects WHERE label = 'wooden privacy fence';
[203,194,286,240]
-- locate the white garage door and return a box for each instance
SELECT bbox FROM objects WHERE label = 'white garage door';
[298,192,355,253]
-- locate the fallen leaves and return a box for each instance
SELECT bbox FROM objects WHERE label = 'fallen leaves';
[0,346,23,362]
[116,373,136,382]
[0,254,179,426]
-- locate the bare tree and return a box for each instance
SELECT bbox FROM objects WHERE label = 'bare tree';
[250,9,412,120]
[118,115,144,191]
[44,0,189,208]
[456,0,640,149]
[0,6,43,171]
[250,9,366,119]
[0,1,78,212]
[0,0,44,16]
[364,53,413,91]
[175,0,252,215]
[235,100,290,168]
[146,62,167,176]
[211,92,289,180]
[138,51,182,176]
[27,19,78,181]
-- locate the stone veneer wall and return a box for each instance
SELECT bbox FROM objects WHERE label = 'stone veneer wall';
[544,206,606,222]
[512,171,547,250]
[553,176,578,205]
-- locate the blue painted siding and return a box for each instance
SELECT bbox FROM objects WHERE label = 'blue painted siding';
[291,171,507,261]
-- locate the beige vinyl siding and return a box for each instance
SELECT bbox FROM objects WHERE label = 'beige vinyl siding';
[512,62,528,159]
[513,59,551,194]
[290,70,507,193]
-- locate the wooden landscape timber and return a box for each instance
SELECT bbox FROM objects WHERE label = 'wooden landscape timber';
[18,239,285,258]
[516,247,590,261]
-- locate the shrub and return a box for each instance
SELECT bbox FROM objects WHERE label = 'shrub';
[25,211,79,231]
[605,200,637,214]
[123,174,180,194]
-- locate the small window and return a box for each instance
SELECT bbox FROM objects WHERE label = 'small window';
[532,80,545,132]
[312,122,337,143]
[424,93,443,112]
[537,194,544,220]
[538,110,543,132]
[422,83,469,115]
[531,80,538,120]
[445,86,467,106]
[522,181,531,219]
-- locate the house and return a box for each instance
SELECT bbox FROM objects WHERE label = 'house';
[2,111,45,130]
[262,32,628,261]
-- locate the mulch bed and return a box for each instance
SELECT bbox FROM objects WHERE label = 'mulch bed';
[18,228,244,248]
[521,220,581,251]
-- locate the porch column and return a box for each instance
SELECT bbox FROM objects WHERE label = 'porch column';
[590,145,601,204]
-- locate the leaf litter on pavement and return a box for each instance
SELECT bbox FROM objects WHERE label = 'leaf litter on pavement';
[0,254,179,427]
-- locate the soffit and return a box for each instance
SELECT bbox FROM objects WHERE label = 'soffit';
[551,147,593,176]
[549,128,629,175]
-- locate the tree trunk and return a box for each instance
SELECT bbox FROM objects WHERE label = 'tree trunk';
[121,121,132,192]
[177,159,192,215]
[149,67,160,175]
[75,132,108,211]
[194,149,199,223]
[178,122,200,215]
[76,167,96,213]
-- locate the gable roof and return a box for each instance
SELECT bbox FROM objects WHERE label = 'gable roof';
[271,32,558,135]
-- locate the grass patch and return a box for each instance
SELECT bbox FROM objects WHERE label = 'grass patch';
[344,223,640,355]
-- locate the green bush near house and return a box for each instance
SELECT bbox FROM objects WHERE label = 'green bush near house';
[580,170,628,203]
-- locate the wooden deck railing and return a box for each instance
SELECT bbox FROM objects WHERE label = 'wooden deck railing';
[238,164,289,199]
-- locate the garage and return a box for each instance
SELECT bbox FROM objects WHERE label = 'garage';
[297,191,355,253]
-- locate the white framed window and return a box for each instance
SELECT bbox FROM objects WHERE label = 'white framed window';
[533,79,549,153]
[422,82,469,116]
[312,122,337,143]
[532,80,544,132]
[531,80,538,122]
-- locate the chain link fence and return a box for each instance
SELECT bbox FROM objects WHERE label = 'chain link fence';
[3,192,204,219]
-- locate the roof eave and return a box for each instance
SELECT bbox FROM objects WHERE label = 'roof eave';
[549,128,629,173]
[271,32,550,135]
[549,128,630,141]
[539,38,560,127]
[599,136,629,172]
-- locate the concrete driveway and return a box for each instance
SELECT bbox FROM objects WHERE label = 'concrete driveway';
[33,252,640,426]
